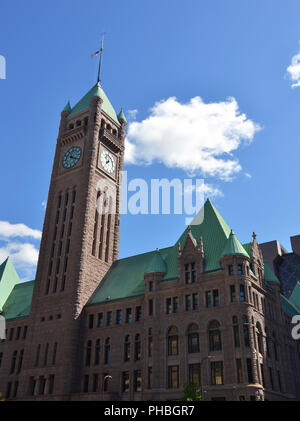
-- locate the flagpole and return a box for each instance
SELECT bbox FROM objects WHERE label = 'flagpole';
[97,33,104,84]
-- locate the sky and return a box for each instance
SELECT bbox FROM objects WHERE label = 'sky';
[0,0,300,281]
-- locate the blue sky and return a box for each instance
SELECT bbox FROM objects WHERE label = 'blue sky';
[1,0,300,281]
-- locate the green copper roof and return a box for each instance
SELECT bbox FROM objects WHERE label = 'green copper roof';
[145,249,167,274]
[62,101,71,113]
[264,260,280,284]
[117,108,127,123]
[0,257,21,310]
[221,230,250,259]
[3,281,34,321]
[68,83,119,123]
[289,282,300,308]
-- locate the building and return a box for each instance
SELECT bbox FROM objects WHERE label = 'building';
[260,236,300,299]
[0,80,300,401]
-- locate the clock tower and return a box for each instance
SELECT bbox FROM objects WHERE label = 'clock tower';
[22,82,126,397]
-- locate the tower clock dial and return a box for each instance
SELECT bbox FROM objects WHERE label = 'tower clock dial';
[62,146,82,169]
[100,149,115,174]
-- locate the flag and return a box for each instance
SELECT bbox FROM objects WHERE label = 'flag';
[91,51,99,58]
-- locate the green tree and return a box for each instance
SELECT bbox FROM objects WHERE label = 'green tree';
[182,382,202,401]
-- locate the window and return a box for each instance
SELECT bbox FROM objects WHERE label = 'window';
[97,313,103,328]
[149,299,153,316]
[44,343,49,366]
[148,328,153,357]
[168,326,179,356]
[9,328,14,341]
[86,340,92,366]
[148,367,153,389]
[232,317,240,348]
[213,289,219,306]
[236,359,243,383]
[205,291,212,308]
[237,264,243,275]
[0,352,3,368]
[185,262,196,284]
[104,338,110,364]
[52,343,57,365]
[173,297,179,313]
[166,298,172,314]
[185,295,192,311]
[228,265,234,275]
[134,334,141,361]
[94,339,100,366]
[29,377,36,396]
[149,281,154,291]
[208,320,222,351]
[122,371,130,393]
[124,335,130,362]
[166,297,178,314]
[16,327,21,340]
[246,358,254,384]
[189,363,201,386]
[260,364,265,387]
[116,310,122,325]
[240,285,245,302]
[134,370,142,392]
[256,323,263,354]
[92,374,99,393]
[49,375,55,395]
[35,344,41,367]
[23,326,28,339]
[211,361,224,385]
[83,375,89,393]
[230,285,236,302]
[192,293,199,310]
[126,308,132,323]
[10,351,17,374]
[243,316,250,347]
[168,365,179,388]
[16,349,24,374]
[277,371,282,392]
[107,311,112,326]
[89,314,94,329]
[187,324,200,353]
[6,382,12,399]
[135,306,142,322]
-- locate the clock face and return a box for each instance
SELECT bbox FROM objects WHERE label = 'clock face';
[100,149,115,174]
[62,146,82,169]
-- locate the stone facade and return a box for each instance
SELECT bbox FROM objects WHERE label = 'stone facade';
[0,83,299,401]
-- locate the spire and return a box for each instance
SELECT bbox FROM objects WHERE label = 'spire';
[221,229,249,259]
[62,101,71,113]
[117,108,127,123]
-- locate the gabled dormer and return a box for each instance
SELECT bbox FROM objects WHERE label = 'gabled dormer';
[178,226,205,284]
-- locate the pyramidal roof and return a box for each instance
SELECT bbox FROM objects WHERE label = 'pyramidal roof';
[0,257,21,310]
[221,229,249,258]
[145,249,167,274]
[117,108,127,123]
[68,83,119,123]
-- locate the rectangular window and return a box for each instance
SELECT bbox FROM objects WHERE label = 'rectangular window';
[237,264,243,275]
[48,375,55,395]
[0,352,3,368]
[240,285,245,302]
[213,289,219,306]
[189,363,201,386]
[230,285,236,302]
[149,299,153,316]
[173,297,179,313]
[228,265,234,275]
[29,377,36,396]
[116,310,122,325]
[135,306,142,322]
[211,361,224,385]
[260,364,265,387]
[168,365,179,389]
[107,311,112,326]
[236,359,243,383]
[92,374,99,392]
[277,371,282,392]
[205,291,212,308]
[134,370,142,392]
[233,326,240,348]
[88,314,94,329]
[122,371,130,393]
[166,298,172,314]
[126,308,132,323]
[149,281,153,291]
[23,326,28,340]
[16,327,21,340]
[9,328,14,341]
[97,313,103,328]
[148,367,153,389]
[83,375,89,393]
[185,295,192,311]
[148,329,153,357]
[6,382,12,399]
[192,293,199,310]
[246,358,254,384]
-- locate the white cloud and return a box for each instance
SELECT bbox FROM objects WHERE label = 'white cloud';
[41,201,47,209]
[125,96,261,181]
[184,182,223,198]
[127,109,138,120]
[245,172,252,179]
[0,221,42,239]
[0,242,39,267]
[286,44,300,88]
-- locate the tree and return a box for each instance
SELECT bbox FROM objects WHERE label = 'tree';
[182,382,202,401]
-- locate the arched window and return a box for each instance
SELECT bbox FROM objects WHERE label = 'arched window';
[76,120,81,127]
[168,326,178,356]
[94,339,100,366]
[104,338,110,364]
[124,335,130,362]
[107,124,112,131]
[187,324,199,353]
[85,340,92,366]
[135,334,141,361]
[208,320,222,351]
[256,323,263,354]
[242,315,250,347]
[69,123,74,130]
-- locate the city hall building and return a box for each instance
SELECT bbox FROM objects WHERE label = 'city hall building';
[0,81,300,401]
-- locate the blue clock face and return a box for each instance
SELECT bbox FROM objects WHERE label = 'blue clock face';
[62,146,82,169]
